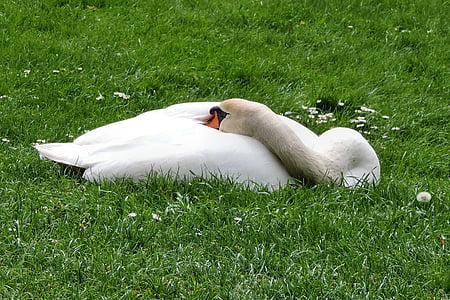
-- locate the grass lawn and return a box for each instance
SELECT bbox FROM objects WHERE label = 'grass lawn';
[1,0,449,298]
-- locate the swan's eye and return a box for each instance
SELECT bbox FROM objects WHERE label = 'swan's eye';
[209,106,221,114]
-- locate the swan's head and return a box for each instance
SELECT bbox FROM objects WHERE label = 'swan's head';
[205,98,270,136]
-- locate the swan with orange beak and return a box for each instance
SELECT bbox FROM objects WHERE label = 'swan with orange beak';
[35,99,379,188]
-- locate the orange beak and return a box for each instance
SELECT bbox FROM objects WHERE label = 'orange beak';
[204,112,220,129]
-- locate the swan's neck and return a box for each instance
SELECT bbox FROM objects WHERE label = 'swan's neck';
[252,111,337,184]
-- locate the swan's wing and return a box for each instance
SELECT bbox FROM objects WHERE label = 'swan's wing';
[82,124,291,187]
[74,102,220,145]
[36,112,211,167]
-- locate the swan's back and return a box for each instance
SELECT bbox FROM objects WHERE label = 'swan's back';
[314,127,380,187]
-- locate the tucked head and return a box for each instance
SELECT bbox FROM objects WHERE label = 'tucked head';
[204,98,271,136]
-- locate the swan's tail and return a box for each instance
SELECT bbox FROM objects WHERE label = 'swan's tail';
[34,143,88,168]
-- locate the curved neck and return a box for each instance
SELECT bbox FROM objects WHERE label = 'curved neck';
[251,111,335,184]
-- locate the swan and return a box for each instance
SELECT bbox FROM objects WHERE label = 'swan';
[34,99,380,189]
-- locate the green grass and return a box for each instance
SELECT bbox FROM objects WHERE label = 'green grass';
[1,0,449,298]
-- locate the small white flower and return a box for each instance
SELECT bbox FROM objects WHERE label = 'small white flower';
[96,94,104,101]
[77,67,83,71]
[356,123,365,128]
[152,213,162,221]
[128,212,137,218]
[316,112,335,123]
[35,139,46,144]
[24,70,31,77]
[391,127,400,131]
[52,70,60,74]
[338,101,345,106]
[1,138,10,143]
[113,92,130,100]
[382,115,390,119]
[360,106,376,113]
[350,117,366,124]
[233,217,242,222]
[416,192,431,203]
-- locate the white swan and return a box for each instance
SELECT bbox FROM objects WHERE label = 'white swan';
[34,99,380,189]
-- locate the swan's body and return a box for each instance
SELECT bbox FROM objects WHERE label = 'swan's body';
[35,99,380,189]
